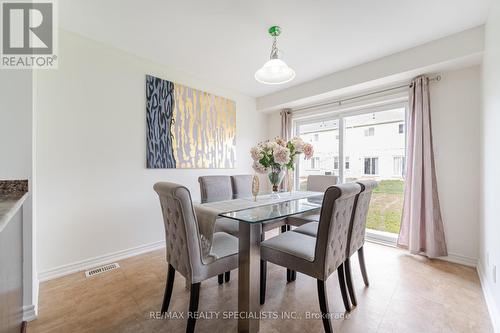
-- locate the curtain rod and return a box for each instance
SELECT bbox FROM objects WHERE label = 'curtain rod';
[288,75,441,113]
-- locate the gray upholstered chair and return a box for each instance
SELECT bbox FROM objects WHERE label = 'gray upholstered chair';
[198,175,233,203]
[287,175,338,227]
[293,180,377,309]
[230,174,253,199]
[154,182,239,333]
[343,180,377,308]
[285,175,339,282]
[198,176,239,239]
[260,183,361,333]
[198,176,238,283]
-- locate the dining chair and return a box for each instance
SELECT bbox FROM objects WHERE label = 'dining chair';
[198,176,239,237]
[285,174,338,282]
[287,175,338,227]
[154,182,239,333]
[260,183,362,332]
[230,174,253,198]
[343,180,377,308]
[198,176,237,283]
[292,180,377,309]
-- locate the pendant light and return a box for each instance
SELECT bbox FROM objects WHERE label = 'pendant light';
[255,26,295,85]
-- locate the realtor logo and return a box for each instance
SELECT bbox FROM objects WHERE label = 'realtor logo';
[1,0,57,68]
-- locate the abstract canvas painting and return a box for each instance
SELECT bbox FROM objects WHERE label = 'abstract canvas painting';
[146,75,236,169]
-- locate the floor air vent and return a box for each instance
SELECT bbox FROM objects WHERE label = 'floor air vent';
[85,263,120,278]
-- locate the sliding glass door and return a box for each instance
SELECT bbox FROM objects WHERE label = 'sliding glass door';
[294,104,407,237]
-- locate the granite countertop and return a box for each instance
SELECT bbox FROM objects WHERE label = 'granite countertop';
[0,180,28,233]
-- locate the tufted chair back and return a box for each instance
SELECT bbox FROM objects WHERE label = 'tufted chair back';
[314,183,361,280]
[154,182,205,283]
[347,180,378,257]
[231,175,253,199]
[306,175,338,192]
[198,176,233,203]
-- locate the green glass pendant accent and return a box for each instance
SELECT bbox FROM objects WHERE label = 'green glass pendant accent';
[268,26,281,37]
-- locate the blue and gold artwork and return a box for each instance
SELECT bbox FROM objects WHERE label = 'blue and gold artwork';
[146,75,236,169]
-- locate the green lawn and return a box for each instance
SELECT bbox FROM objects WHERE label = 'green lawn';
[366,180,404,234]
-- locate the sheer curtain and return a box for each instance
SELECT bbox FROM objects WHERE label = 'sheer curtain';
[397,76,448,258]
[280,109,292,190]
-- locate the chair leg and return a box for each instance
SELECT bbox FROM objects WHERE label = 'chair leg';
[161,264,176,313]
[260,260,267,305]
[358,246,369,286]
[186,282,201,333]
[317,279,333,333]
[344,258,357,307]
[218,274,224,285]
[337,263,351,313]
[225,271,231,283]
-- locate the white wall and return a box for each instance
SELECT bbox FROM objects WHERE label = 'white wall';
[264,65,481,265]
[34,30,267,274]
[480,0,500,330]
[430,66,480,264]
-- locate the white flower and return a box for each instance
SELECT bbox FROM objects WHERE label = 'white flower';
[292,136,305,153]
[273,146,291,165]
[265,141,279,150]
[250,146,263,161]
[275,137,287,147]
[252,161,269,174]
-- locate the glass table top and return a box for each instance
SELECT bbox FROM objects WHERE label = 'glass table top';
[220,195,323,224]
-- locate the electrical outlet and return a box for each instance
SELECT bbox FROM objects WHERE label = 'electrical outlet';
[494,265,497,284]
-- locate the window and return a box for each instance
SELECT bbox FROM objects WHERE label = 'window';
[364,157,378,175]
[398,123,404,134]
[296,105,406,235]
[364,127,375,136]
[311,157,320,169]
[393,156,404,176]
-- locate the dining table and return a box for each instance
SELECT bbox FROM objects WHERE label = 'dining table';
[198,190,324,333]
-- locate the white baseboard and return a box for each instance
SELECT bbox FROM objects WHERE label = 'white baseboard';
[23,304,37,322]
[37,241,165,282]
[478,264,500,333]
[439,252,478,267]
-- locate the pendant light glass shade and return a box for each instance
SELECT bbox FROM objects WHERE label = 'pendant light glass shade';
[254,59,296,85]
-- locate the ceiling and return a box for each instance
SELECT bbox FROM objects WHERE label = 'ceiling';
[59,0,491,97]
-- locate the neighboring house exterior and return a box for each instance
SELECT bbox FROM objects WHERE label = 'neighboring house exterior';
[297,108,406,184]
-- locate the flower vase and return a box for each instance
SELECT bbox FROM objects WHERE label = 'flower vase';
[268,168,284,198]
